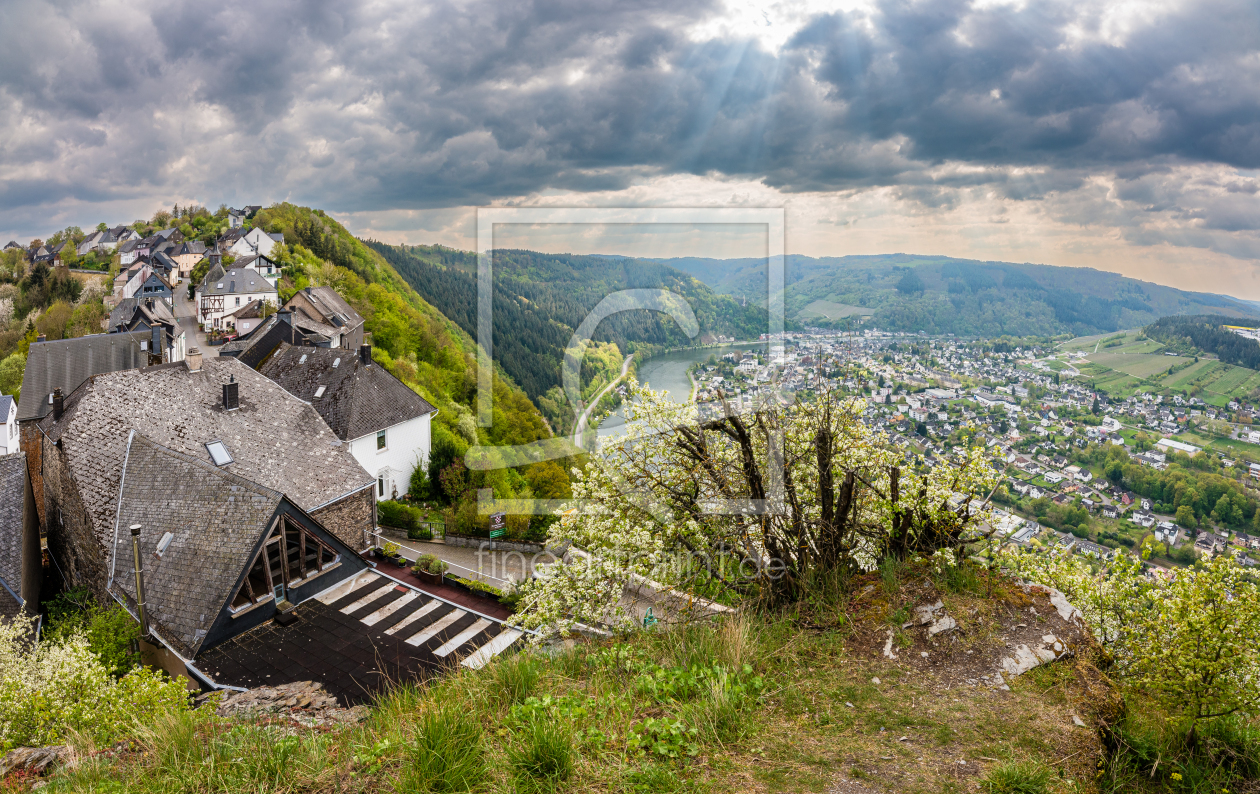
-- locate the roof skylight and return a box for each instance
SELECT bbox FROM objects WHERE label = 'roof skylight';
[299,354,308,364]
[314,385,326,398]
[206,440,233,466]
[332,358,340,368]
[155,531,175,557]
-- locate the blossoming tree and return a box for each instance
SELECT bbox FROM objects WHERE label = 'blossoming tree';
[513,383,1001,636]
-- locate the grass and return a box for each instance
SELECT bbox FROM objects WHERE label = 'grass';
[981,760,1053,793]
[42,560,1254,794]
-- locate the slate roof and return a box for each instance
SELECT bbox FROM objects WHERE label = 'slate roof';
[200,263,276,297]
[0,452,26,600]
[16,333,149,422]
[225,299,264,320]
[38,356,373,552]
[109,435,283,658]
[291,287,363,332]
[0,395,13,421]
[108,297,178,333]
[259,344,436,441]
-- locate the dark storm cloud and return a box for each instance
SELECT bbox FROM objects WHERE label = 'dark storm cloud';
[1,0,1259,242]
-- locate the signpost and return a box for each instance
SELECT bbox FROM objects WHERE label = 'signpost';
[489,512,506,539]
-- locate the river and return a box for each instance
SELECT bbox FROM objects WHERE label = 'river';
[595,343,765,440]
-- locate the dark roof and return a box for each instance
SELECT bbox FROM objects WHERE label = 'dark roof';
[108,297,178,332]
[152,252,178,272]
[225,299,265,320]
[38,356,373,551]
[199,263,276,297]
[259,344,436,441]
[0,395,12,420]
[3,241,19,249]
[108,435,283,657]
[16,333,148,422]
[0,452,25,601]
[290,287,363,332]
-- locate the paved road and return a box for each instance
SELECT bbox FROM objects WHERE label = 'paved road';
[173,284,215,357]
[572,354,634,448]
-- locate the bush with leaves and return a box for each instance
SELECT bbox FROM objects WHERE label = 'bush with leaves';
[0,614,189,750]
[1007,549,1260,740]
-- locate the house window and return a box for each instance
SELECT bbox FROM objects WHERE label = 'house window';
[377,429,386,450]
[378,477,385,498]
[235,297,241,306]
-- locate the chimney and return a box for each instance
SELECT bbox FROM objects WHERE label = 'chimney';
[185,347,203,372]
[36,333,46,343]
[359,344,371,366]
[130,524,149,638]
[52,387,64,420]
[149,326,163,365]
[223,375,239,410]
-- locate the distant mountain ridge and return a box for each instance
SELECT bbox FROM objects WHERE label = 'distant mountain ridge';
[643,253,1260,337]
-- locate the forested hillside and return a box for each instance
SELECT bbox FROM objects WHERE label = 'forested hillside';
[1144,315,1260,370]
[246,205,567,507]
[364,242,768,428]
[659,253,1260,337]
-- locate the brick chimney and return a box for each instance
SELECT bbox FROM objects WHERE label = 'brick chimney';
[185,347,203,372]
[52,387,63,420]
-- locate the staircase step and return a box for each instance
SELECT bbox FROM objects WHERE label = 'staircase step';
[384,600,443,635]
[404,609,466,646]
[461,628,524,669]
[434,618,492,658]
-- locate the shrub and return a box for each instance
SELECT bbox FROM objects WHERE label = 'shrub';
[408,526,433,541]
[43,587,141,678]
[0,614,190,750]
[413,554,448,576]
[396,704,484,793]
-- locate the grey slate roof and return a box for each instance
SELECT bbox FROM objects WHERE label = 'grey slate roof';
[16,333,149,422]
[109,435,282,658]
[291,287,363,332]
[0,395,13,421]
[259,344,436,441]
[39,356,373,551]
[199,263,276,297]
[109,297,177,332]
[0,452,25,600]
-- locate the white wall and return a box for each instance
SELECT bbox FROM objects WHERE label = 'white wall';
[347,413,431,503]
[0,400,17,455]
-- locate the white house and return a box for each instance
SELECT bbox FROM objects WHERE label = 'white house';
[197,262,278,330]
[226,227,283,259]
[233,253,281,287]
[258,343,437,503]
[0,394,17,455]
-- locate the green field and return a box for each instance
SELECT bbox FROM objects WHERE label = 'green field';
[1065,330,1260,401]
[1087,351,1189,378]
[797,299,875,321]
[1059,328,1143,352]
[1162,359,1222,388]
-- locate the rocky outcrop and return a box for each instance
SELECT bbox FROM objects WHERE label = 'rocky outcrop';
[209,681,370,727]
[0,746,67,778]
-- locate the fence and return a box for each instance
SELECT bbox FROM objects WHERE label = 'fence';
[368,530,514,588]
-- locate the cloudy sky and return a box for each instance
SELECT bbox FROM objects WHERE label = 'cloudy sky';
[2,0,1260,296]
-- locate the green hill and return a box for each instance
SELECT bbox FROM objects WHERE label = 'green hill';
[246,205,563,501]
[655,254,1260,337]
[363,242,771,432]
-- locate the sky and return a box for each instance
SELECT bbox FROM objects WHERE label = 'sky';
[2,0,1260,297]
